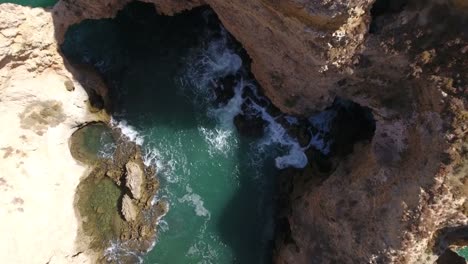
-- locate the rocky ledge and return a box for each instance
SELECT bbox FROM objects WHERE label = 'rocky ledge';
[0,0,466,263]
[54,0,466,262]
[71,122,167,263]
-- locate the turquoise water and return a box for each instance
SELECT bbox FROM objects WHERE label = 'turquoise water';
[59,2,378,263]
[62,3,302,263]
[61,2,376,264]
[457,246,468,260]
[69,122,116,163]
[0,0,57,7]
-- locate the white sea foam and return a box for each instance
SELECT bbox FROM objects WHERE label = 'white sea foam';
[182,28,310,169]
[284,115,299,125]
[143,146,181,184]
[306,109,337,154]
[142,146,160,167]
[182,29,242,105]
[209,79,244,128]
[188,36,309,169]
[97,136,116,159]
[198,127,234,157]
[110,118,144,145]
[245,100,308,169]
[186,240,219,264]
[308,132,331,155]
[105,240,143,264]
[182,30,246,160]
[178,185,211,218]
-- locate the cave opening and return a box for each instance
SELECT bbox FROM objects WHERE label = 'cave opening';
[369,0,407,33]
[433,226,468,264]
[61,1,377,263]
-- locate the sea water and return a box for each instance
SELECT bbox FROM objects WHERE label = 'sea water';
[59,2,357,263]
[0,0,57,7]
[61,3,301,263]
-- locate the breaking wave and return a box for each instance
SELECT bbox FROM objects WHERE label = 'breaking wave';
[181,29,310,169]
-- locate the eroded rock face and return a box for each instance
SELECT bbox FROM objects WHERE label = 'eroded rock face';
[122,194,138,222]
[52,0,467,263]
[125,161,144,200]
[53,0,372,114]
[1,0,466,263]
[272,1,468,263]
[0,4,103,264]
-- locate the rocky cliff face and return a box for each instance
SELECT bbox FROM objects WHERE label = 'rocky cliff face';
[52,0,373,114]
[0,4,103,263]
[49,0,468,262]
[1,0,466,263]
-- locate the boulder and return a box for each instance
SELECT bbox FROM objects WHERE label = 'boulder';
[121,194,138,222]
[125,161,144,200]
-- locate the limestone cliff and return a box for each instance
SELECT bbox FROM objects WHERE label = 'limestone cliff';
[0,4,104,263]
[25,0,468,262]
[0,0,466,263]
[52,0,373,113]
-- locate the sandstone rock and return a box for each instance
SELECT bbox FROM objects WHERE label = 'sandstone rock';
[52,0,467,262]
[121,194,138,222]
[125,161,144,200]
[0,1,464,264]
[0,4,101,264]
[53,0,373,114]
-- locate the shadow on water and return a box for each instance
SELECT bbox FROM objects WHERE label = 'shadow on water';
[218,139,278,264]
[61,2,276,263]
[61,2,208,129]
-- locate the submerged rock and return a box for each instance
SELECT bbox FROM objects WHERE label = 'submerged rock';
[125,161,144,200]
[121,194,138,222]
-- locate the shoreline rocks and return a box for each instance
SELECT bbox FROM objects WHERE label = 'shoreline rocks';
[125,161,144,200]
[71,121,167,263]
[0,1,466,263]
[72,122,165,262]
[121,194,138,222]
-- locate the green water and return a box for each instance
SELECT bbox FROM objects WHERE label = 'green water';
[457,246,468,260]
[70,122,116,163]
[62,3,284,263]
[0,0,57,7]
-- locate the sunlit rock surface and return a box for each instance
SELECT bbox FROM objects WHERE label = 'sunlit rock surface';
[0,0,466,263]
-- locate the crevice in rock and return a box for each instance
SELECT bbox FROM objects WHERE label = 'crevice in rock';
[369,0,407,34]
[432,225,468,262]
[323,98,376,157]
[301,98,376,178]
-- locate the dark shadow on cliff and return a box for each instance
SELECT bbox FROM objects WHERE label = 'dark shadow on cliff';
[433,225,468,263]
[60,2,209,128]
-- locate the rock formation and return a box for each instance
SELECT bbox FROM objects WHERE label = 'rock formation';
[0,4,103,263]
[52,0,466,262]
[0,0,466,263]
[125,161,144,200]
[72,124,162,261]
[122,194,138,222]
[52,0,374,114]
